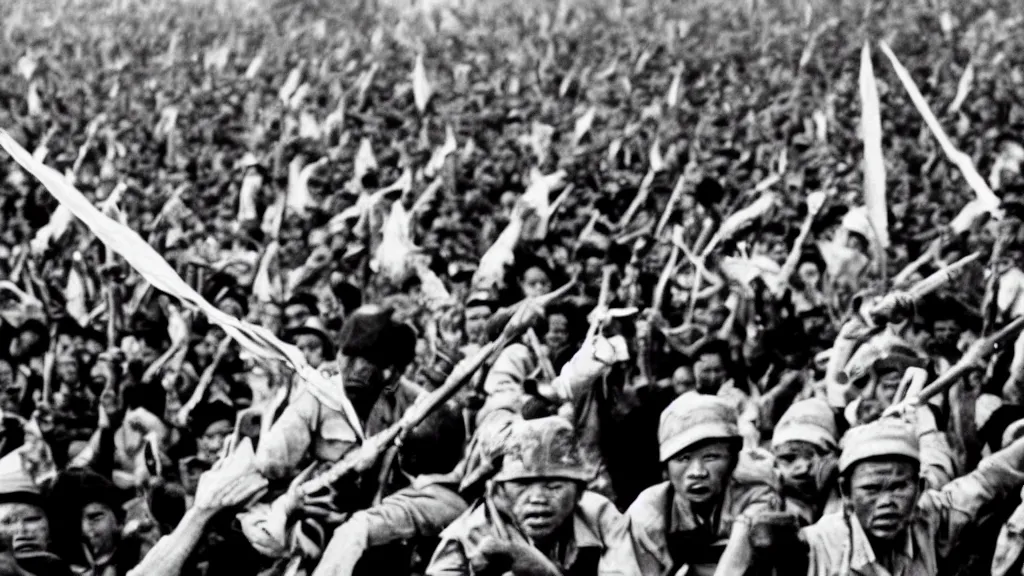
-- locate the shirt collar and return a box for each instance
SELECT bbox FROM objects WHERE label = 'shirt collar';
[669,490,724,534]
[846,513,915,574]
[573,511,602,549]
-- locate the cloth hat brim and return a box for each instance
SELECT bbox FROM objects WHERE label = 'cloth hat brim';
[839,438,920,474]
[660,422,740,463]
[771,424,836,452]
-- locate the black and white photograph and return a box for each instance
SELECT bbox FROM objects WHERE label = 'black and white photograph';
[0,0,1022,573]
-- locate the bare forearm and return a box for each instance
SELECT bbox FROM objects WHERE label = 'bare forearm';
[128,507,213,576]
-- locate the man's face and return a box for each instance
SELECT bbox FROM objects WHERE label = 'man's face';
[464,305,491,345]
[0,361,19,413]
[10,331,40,361]
[931,320,959,352]
[694,353,726,393]
[56,357,78,386]
[81,502,119,558]
[341,355,386,414]
[855,367,903,424]
[847,459,920,544]
[217,298,244,320]
[501,479,579,542]
[197,420,233,463]
[583,256,603,282]
[0,503,49,554]
[666,440,736,506]
[294,334,325,368]
[544,314,570,351]
[284,304,311,331]
[797,262,821,290]
[260,303,283,336]
[774,441,824,501]
[520,267,552,300]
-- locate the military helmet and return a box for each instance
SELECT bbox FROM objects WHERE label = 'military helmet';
[493,417,593,483]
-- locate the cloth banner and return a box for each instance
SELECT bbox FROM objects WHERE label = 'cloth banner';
[0,130,364,442]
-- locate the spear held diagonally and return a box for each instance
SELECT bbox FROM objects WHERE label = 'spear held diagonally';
[884,315,1024,417]
[298,279,578,498]
[867,251,981,325]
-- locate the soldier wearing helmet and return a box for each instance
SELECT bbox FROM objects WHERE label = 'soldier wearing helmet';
[425,416,622,576]
[788,417,1024,575]
[599,393,780,576]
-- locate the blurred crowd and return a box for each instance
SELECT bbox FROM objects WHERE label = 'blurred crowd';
[2,0,1024,574]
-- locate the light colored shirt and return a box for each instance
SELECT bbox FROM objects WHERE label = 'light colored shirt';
[599,464,780,576]
[802,450,1024,576]
[426,490,623,576]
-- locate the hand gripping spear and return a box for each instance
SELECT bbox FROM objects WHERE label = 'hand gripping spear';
[297,279,578,498]
[884,315,1024,417]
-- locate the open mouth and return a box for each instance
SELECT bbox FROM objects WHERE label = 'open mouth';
[520,510,554,528]
[687,484,712,497]
[871,514,902,529]
[11,537,41,554]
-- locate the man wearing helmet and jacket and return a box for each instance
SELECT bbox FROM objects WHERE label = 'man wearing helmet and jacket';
[425,416,623,576]
[599,392,781,576]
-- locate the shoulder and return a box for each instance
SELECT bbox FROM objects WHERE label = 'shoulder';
[579,490,624,529]
[801,512,849,551]
[625,482,672,527]
[438,499,489,541]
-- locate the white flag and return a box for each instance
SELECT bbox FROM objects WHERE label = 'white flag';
[245,50,265,79]
[279,66,302,106]
[666,67,683,107]
[0,129,362,431]
[572,107,596,149]
[859,43,889,247]
[412,53,433,113]
[27,82,42,116]
[355,138,377,182]
[880,42,1001,216]
[947,64,974,115]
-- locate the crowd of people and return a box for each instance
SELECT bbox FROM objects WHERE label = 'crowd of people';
[1,0,1024,573]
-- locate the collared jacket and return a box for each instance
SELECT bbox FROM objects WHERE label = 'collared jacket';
[426,490,623,576]
[599,461,781,576]
[255,376,423,481]
[993,487,1024,576]
[803,448,1024,576]
[255,385,361,480]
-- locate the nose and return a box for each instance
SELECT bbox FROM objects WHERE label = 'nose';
[525,487,549,505]
[875,492,900,510]
[685,459,708,479]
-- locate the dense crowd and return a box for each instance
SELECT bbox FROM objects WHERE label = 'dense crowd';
[1,0,1024,574]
